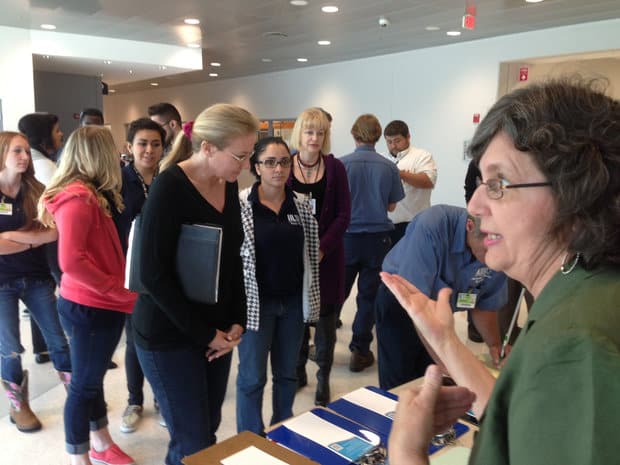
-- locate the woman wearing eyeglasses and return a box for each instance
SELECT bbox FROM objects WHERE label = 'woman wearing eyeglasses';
[131,104,258,465]
[385,79,620,465]
[289,107,351,407]
[236,136,320,435]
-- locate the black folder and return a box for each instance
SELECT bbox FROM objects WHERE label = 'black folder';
[175,223,223,304]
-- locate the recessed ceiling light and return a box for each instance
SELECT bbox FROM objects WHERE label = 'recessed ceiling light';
[261,58,272,63]
[210,62,221,67]
[129,69,134,75]
[525,0,545,3]
[103,60,112,65]
[317,40,331,46]
[446,30,461,36]
[109,89,116,93]
[290,0,308,5]
[297,58,308,62]
[321,6,339,13]
[187,43,201,48]
[150,82,159,86]
[425,26,440,31]
[209,73,218,77]
[40,24,56,30]
[184,18,200,25]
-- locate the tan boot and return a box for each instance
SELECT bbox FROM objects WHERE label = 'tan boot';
[2,370,42,432]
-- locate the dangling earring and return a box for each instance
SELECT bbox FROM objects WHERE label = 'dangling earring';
[560,252,581,275]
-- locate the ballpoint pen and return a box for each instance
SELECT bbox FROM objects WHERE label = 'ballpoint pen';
[500,287,525,360]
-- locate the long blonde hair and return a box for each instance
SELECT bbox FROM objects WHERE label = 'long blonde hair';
[160,103,259,171]
[38,126,124,226]
[0,131,44,229]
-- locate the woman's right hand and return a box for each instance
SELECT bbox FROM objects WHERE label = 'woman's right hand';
[206,329,241,362]
[380,272,457,354]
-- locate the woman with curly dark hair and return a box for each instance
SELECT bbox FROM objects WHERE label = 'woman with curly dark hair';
[385,78,620,465]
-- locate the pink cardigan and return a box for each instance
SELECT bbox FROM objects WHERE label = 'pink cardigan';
[45,181,136,313]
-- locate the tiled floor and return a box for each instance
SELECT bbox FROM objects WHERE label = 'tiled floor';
[0,290,487,465]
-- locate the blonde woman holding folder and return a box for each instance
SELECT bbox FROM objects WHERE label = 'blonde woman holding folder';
[131,104,259,465]
[385,79,620,465]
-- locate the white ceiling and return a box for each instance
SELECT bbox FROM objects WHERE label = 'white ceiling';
[3,0,620,94]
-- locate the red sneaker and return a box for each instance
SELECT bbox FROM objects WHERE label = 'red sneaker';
[89,444,135,465]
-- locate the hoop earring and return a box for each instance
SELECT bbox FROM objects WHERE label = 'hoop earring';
[560,252,581,275]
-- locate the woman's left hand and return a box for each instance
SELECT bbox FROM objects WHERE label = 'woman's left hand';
[225,324,243,342]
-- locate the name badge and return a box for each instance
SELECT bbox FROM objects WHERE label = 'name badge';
[457,292,477,309]
[309,198,317,215]
[0,203,13,215]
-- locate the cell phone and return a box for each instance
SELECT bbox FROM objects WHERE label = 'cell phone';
[460,409,479,426]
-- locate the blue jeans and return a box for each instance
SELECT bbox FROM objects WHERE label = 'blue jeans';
[236,294,304,434]
[342,232,392,354]
[57,297,125,454]
[0,277,70,383]
[136,344,232,465]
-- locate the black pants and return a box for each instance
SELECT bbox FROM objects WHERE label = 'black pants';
[297,305,338,382]
[375,283,433,390]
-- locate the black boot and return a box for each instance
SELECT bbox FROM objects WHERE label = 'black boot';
[314,312,337,406]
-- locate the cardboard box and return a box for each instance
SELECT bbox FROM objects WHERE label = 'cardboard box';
[182,431,319,465]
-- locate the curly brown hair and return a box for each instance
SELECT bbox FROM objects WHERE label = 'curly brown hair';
[469,77,620,269]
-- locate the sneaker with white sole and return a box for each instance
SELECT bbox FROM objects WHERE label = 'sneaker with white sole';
[120,405,143,433]
[90,443,135,465]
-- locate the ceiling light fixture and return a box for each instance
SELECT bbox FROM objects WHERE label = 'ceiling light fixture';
[525,0,545,3]
[425,26,440,31]
[261,58,272,63]
[209,73,218,77]
[290,0,308,5]
[42,55,51,59]
[40,24,56,30]
[210,62,221,67]
[129,69,134,75]
[184,18,200,25]
[109,89,116,93]
[446,30,461,36]
[321,6,339,13]
[297,58,308,62]
[317,40,331,46]
[187,43,201,48]
[150,82,159,86]
[159,65,167,70]
[103,60,112,65]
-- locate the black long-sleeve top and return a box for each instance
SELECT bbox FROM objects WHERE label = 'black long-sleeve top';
[132,165,247,350]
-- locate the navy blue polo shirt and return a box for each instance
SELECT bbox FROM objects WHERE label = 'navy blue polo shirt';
[250,183,304,297]
[340,145,404,233]
[0,190,50,282]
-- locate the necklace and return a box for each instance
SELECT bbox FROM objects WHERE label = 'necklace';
[297,155,321,183]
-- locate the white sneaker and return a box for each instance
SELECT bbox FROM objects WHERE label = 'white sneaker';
[120,405,143,433]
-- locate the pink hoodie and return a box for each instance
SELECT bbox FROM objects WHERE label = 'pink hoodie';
[45,181,136,313]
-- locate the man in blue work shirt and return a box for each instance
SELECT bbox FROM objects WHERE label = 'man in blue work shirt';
[340,114,405,372]
[375,204,507,389]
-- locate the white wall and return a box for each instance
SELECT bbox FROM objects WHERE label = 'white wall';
[0,26,35,130]
[104,18,620,206]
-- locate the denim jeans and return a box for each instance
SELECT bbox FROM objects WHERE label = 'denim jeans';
[341,232,392,354]
[136,344,232,465]
[375,283,433,390]
[0,277,70,384]
[236,294,304,434]
[57,296,125,454]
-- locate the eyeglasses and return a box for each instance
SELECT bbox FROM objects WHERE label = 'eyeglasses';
[256,157,292,168]
[476,177,551,200]
[226,150,251,163]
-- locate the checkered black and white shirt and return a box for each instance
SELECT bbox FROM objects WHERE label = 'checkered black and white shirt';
[239,187,320,331]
